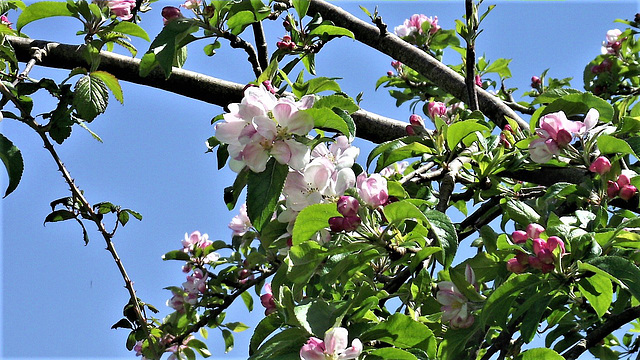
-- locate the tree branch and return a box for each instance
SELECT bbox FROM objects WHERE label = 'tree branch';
[252,22,269,71]
[5,36,408,144]
[464,0,479,112]
[220,31,263,78]
[307,0,528,131]
[563,305,640,360]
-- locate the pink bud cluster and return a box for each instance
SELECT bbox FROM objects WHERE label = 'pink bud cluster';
[529,109,598,163]
[0,15,11,28]
[394,14,440,38]
[277,35,296,50]
[300,327,363,360]
[167,268,208,313]
[588,156,611,175]
[180,231,220,268]
[260,283,277,315]
[107,0,135,20]
[436,265,477,329]
[591,58,613,74]
[531,76,542,88]
[506,224,565,274]
[607,174,638,201]
[329,196,361,232]
[406,114,425,135]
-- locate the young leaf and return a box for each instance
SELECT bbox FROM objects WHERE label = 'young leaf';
[366,348,418,360]
[588,256,640,301]
[73,74,109,121]
[314,94,359,114]
[446,120,489,150]
[90,71,123,104]
[361,313,436,352]
[246,159,288,232]
[309,25,354,39]
[292,203,340,245]
[521,348,564,360]
[44,209,76,223]
[424,209,458,268]
[221,329,234,352]
[292,0,309,19]
[577,273,612,318]
[0,133,23,197]
[305,108,351,137]
[16,1,73,32]
[111,21,150,41]
[481,274,541,327]
[249,315,283,355]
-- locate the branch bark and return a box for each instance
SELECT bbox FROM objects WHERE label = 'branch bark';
[307,0,528,131]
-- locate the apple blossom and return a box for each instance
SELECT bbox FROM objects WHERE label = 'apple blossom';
[228,203,252,236]
[531,75,541,87]
[357,173,388,207]
[380,161,410,178]
[436,265,476,329]
[180,0,200,10]
[337,196,359,217]
[526,223,545,239]
[589,156,612,175]
[511,230,528,244]
[0,15,11,28]
[300,327,363,360]
[427,101,447,120]
[260,283,277,315]
[107,0,135,20]
[602,29,622,54]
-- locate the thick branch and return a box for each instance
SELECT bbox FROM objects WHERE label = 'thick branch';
[563,305,640,360]
[252,22,269,71]
[5,36,407,144]
[307,0,528,131]
[464,0,479,112]
[221,31,263,77]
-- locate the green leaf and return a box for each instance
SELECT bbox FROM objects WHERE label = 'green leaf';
[249,315,283,355]
[162,250,191,261]
[504,199,541,226]
[597,135,637,157]
[111,318,133,330]
[543,92,614,123]
[521,348,564,360]
[246,159,288,232]
[588,256,640,301]
[446,120,489,150]
[118,211,129,226]
[227,10,254,35]
[240,291,254,312]
[73,74,108,121]
[203,41,221,56]
[578,273,613,318]
[248,328,308,360]
[112,21,150,41]
[375,142,432,172]
[481,274,542,327]
[225,321,250,332]
[90,71,123,104]
[187,338,211,357]
[531,88,581,105]
[309,25,354,39]
[314,95,359,114]
[292,0,309,19]
[361,314,435,353]
[519,292,553,344]
[450,268,485,302]
[292,203,340,245]
[141,19,197,78]
[294,299,347,337]
[44,209,75,223]
[224,167,248,210]
[484,58,512,79]
[0,133,23,197]
[17,1,73,31]
[383,200,428,225]
[257,58,279,84]
[221,329,234,353]
[365,348,418,360]
[287,241,326,284]
[304,108,351,138]
[424,209,458,268]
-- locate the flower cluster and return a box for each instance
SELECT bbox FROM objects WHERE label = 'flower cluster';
[602,29,622,55]
[107,0,135,20]
[591,58,613,74]
[529,109,598,163]
[425,101,463,124]
[277,35,296,50]
[607,173,638,201]
[167,268,208,312]
[436,265,477,329]
[278,136,360,231]
[180,231,220,267]
[507,224,565,274]
[215,85,315,173]
[300,327,362,360]
[394,14,440,38]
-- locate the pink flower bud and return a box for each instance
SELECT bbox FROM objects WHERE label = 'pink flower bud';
[162,6,182,22]
[526,223,545,239]
[427,101,447,120]
[503,124,513,133]
[329,216,361,232]
[531,76,541,88]
[617,174,631,187]
[391,60,402,69]
[547,236,566,255]
[337,196,360,217]
[607,180,620,198]
[511,230,528,244]
[283,35,292,42]
[387,71,394,76]
[589,156,611,175]
[507,258,526,273]
[475,75,482,87]
[238,269,251,280]
[409,114,424,128]
[357,173,389,207]
[262,80,276,94]
[500,133,512,149]
[620,185,638,201]
[405,124,415,135]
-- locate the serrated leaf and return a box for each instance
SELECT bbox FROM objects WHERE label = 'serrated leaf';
[424,209,458,268]
[588,256,640,301]
[240,291,253,312]
[90,71,123,104]
[162,250,191,261]
[543,92,614,123]
[225,321,250,332]
[578,273,612,318]
[597,135,637,157]
[17,1,73,31]
[111,318,133,329]
[314,95,359,114]
[309,25,354,39]
[292,0,309,19]
[112,21,150,41]
[305,107,351,138]
[481,274,541,327]
[292,203,340,245]
[249,315,283,355]
[0,133,23,197]
[227,10,254,35]
[361,314,435,353]
[521,348,564,360]
[366,348,418,360]
[187,339,211,357]
[446,120,489,150]
[74,74,108,121]
[246,159,288,232]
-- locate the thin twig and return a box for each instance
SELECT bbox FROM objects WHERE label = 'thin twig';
[220,31,263,78]
[251,22,269,71]
[464,0,479,112]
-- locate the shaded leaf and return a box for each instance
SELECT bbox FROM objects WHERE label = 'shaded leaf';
[0,133,23,197]
[246,159,288,232]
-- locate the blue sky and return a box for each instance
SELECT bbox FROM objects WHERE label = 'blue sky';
[1,1,638,359]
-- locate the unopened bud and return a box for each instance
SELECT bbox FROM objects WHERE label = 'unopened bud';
[531,76,542,88]
[162,6,182,22]
[337,196,360,217]
[620,185,638,201]
[607,180,620,198]
[387,71,394,76]
[405,124,415,135]
[409,114,424,128]
[589,156,611,175]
